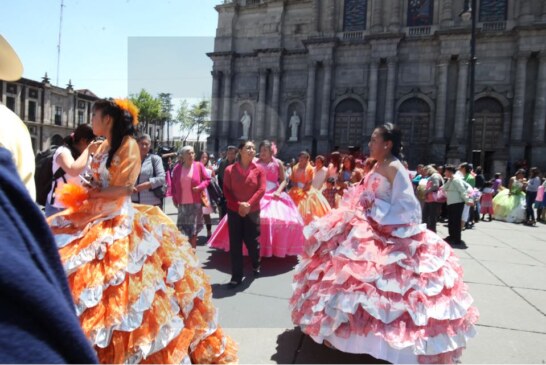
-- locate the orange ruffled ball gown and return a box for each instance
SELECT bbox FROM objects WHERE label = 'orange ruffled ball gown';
[288,163,331,225]
[290,169,478,364]
[48,137,237,364]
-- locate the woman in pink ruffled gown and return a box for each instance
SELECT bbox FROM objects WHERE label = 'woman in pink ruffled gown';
[290,124,478,364]
[208,140,305,257]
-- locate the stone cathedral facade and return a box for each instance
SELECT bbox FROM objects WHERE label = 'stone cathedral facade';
[207,0,546,175]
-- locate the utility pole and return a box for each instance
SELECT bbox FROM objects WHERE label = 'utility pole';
[56,0,65,86]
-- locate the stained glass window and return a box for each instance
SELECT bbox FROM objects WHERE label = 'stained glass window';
[479,0,507,22]
[343,0,368,31]
[407,0,434,27]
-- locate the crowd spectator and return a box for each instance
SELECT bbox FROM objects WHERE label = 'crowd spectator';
[131,134,166,208]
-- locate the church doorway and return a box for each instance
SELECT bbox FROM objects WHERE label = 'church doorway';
[472,97,503,177]
[397,98,431,168]
[333,98,364,150]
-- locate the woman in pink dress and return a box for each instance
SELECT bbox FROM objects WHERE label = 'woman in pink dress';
[208,140,305,257]
[290,123,478,364]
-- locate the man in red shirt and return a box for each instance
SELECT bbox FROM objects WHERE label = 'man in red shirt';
[223,141,266,287]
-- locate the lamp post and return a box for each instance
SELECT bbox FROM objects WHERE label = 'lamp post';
[461,0,477,164]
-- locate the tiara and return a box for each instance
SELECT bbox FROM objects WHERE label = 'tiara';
[114,98,139,126]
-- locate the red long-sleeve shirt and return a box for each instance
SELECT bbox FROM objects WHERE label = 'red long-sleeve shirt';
[223,161,266,213]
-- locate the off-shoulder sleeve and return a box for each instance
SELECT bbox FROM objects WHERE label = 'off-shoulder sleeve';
[109,137,141,187]
[369,168,423,231]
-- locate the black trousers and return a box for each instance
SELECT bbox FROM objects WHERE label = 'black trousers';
[447,202,465,244]
[423,202,441,232]
[227,209,261,281]
[526,191,537,221]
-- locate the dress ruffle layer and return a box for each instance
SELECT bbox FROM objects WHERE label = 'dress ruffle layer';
[492,189,526,223]
[208,191,305,257]
[290,186,478,364]
[51,203,238,364]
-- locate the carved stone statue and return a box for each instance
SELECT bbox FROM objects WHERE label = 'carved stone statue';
[288,111,301,142]
[240,110,251,139]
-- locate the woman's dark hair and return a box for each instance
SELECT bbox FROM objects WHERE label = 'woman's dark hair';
[342,155,355,171]
[199,151,209,165]
[376,123,404,160]
[315,155,325,164]
[93,99,137,168]
[329,151,341,172]
[298,150,310,159]
[530,167,540,178]
[238,140,254,150]
[515,168,526,176]
[494,172,501,178]
[459,162,472,174]
[259,140,273,154]
[63,124,95,159]
[484,180,493,188]
[444,164,457,173]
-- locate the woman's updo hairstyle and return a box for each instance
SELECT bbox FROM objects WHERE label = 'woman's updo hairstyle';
[376,123,404,160]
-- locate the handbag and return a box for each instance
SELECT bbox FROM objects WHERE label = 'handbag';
[150,156,167,199]
[425,178,447,203]
[200,190,210,208]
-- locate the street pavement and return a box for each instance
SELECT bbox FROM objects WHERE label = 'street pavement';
[163,198,546,364]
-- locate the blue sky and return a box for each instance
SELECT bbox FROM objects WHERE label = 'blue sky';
[2,0,219,99]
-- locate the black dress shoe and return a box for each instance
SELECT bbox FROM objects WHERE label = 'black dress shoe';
[227,278,242,289]
[253,266,261,277]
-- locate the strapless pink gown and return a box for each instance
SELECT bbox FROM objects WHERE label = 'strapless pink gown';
[208,159,305,257]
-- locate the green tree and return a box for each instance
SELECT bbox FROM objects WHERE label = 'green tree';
[176,100,193,144]
[190,99,211,147]
[158,93,173,144]
[130,89,162,135]
[175,99,211,150]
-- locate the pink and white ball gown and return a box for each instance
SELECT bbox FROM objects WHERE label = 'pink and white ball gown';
[290,166,478,364]
[208,159,305,257]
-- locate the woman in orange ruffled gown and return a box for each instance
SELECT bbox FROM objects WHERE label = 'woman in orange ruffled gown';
[288,151,331,225]
[48,99,237,364]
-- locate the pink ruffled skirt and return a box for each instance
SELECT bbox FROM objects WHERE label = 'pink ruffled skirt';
[290,202,478,364]
[208,191,305,257]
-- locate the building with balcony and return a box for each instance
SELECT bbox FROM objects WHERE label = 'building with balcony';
[208,0,546,176]
[0,74,99,153]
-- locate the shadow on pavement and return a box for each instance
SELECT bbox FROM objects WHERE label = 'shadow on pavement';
[202,248,299,276]
[211,276,255,299]
[271,327,389,364]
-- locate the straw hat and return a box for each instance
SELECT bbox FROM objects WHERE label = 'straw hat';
[0,35,23,81]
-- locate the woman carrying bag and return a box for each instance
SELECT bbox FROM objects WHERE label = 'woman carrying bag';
[171,145,210,249]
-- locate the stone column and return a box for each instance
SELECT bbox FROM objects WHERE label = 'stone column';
[367,59,379,135]
[269,69,281,139]
[512,53,528,142]
[15,84,21,116]
[454,58,469,142]
[384,57,397,123]
[441,0,454,27]
[518,0,533,24]
[542,1,546,22]
[256,68,268,139]
[210,70,222,137]
[320,60,333,136]
[221,70,232,138]
[435,57,449,139]
[313,0,320,33]
[371,0,383,33]
[388,0,401,32]
[305,61,317,137]
[533,54,546,142]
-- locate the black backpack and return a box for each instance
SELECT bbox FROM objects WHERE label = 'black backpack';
[34,145,66,206]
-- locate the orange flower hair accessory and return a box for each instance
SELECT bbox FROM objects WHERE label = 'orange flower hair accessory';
[114,98,139,126]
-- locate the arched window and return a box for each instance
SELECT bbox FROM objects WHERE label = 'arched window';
[343,0,368,31]
[407,0,434,27]
[479,0,507,22]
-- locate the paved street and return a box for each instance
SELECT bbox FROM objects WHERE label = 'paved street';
[164,198,546,364]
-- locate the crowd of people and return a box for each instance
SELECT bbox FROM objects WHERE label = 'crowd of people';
[2,31,544,364]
